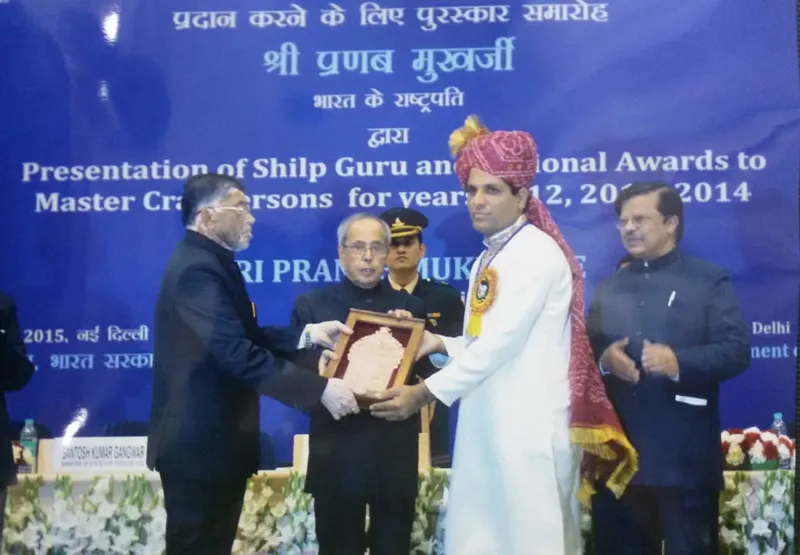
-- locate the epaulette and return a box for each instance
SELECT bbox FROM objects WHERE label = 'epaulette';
[424,278,457,289]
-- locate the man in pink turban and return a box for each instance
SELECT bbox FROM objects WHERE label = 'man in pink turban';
[371,115,637,554]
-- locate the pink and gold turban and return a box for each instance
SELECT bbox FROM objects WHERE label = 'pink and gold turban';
[448,114,639,506]
[448,114,538,192]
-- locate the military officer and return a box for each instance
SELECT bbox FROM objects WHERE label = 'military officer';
[378,207,465,467]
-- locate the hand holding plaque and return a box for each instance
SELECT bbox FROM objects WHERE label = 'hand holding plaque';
[321,309,425,408]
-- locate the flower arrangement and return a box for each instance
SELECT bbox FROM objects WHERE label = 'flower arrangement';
[4,474,166,554]
[232,472,317,555]
[3,470,449,555]
[722,428,795,471]
[4,467,791,555]
[718,469,795,555]
[411,469,449,554]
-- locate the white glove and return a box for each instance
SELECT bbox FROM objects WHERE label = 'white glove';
[309,321,353,349]
[321,378,359,420]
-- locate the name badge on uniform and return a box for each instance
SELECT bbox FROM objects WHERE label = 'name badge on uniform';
[427,312,441,327]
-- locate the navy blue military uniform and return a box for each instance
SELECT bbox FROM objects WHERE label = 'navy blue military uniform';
[379,207,465,467]
[586,248,750,555]
[290,279,427,555]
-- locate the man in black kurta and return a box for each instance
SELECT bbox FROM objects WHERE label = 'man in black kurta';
[379,207,465,467]
[290,213,427,555]
[586,182,750,555]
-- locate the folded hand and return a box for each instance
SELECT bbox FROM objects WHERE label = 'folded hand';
[600,337,639,384]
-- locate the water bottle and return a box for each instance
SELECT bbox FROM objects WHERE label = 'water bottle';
[772,413,791,470]
[19,418,38,474]
[772,412,788,437]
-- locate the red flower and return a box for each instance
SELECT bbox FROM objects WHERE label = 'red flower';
[721,442,730,456]
[779,436,795,455]
[743,431,761,451]
[763,441,779,460]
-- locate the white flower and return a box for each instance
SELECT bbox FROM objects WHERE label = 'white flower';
[19,525,42,548]
[751,519,771,537]
[721,430,731,442]
[725,493,743,511]
[761,503,778,523]
[240,512,261,536]
[123,504,142,521]
[96,499,117,519]
[778,443,792,460]
[271,502,288,518]
[749,441,766,464]
[743,426,761,435]
[720,526,741,547]
[761,431,779,445]
[116,524,140,548]
[768,480,787,500]
[729,433,745,445]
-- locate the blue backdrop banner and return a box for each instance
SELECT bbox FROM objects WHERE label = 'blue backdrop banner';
[1,0,798,464]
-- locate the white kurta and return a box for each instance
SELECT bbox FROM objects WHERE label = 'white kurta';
[425,224,582,555]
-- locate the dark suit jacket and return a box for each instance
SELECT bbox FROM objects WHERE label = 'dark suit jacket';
[392,277,464,466]
[147,231,328,481]
[0,292,35,486]
[290,279,427,500]
[586,249,750,489]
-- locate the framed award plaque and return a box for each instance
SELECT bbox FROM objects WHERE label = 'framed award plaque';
[322,308,426,407]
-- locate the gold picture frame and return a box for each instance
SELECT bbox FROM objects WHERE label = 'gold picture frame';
[322,308,426,407]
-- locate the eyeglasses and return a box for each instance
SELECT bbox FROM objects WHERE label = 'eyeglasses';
[615,215,655,230]
[342,242,389,256]
[211,204,251,214]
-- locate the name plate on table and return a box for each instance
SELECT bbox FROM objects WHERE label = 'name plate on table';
[53,436,148,473]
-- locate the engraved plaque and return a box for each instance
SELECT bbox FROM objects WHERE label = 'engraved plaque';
[322,309,426,407]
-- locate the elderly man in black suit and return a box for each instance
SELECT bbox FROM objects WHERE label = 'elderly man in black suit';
[0,292,35,548]
[289,213,430,555]
[147,173,359,555]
